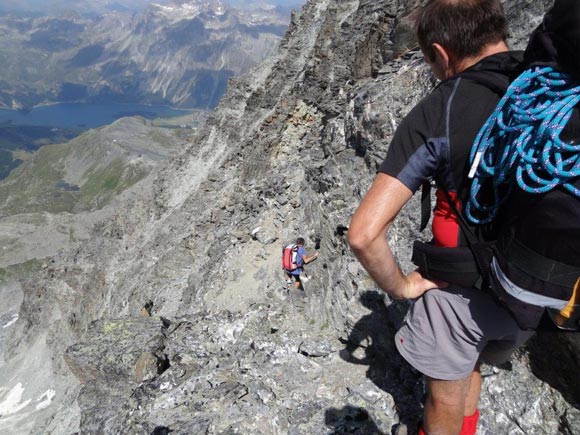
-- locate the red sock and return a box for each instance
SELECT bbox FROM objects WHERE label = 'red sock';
[459,409,480,435]
[417,410,479,435]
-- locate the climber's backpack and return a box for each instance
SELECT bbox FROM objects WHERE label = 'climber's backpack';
[464,60,580,332]
[462,0,580,332]
[282,244,301,272]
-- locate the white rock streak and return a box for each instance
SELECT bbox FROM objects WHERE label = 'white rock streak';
[0,383,31,416]
[2,314,18,329]
[35,390,56,411]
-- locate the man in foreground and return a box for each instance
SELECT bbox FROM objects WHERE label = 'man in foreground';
[348,0,533,434]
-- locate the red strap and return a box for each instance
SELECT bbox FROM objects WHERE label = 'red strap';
[432,189,461,247]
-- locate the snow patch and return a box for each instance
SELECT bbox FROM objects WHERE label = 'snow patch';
[153,0,227,20]
[35,389,56,411]
[0,383,31,416]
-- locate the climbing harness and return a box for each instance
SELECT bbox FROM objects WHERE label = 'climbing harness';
[466,66,580,224]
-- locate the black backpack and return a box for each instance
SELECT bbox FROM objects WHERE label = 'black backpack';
[465,0,580,331]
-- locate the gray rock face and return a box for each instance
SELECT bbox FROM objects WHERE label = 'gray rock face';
[2,0,579,434]
[65,317,170,384]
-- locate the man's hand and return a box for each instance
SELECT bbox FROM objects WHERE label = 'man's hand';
[398,270,449,300]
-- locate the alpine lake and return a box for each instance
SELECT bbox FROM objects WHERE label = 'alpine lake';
[0,102,201,181]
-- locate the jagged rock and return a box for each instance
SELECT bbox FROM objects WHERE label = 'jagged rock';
[230,229,251,242]
[255,232,278,245]
[64,317,169,384]
[298,339,338,357]
[134,352,160,382]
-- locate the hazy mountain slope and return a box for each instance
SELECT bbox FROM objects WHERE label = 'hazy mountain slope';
[2,0,579,434]
[0,0,169,15]
[0,118,187,434]
[0,0,290,110]
[0,117,178,216]
[0,0,302,15]
[0,116,187,287]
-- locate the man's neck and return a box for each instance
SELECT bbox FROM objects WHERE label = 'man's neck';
[453,40,509,75]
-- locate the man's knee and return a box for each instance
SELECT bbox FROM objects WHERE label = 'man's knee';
[426,392,464,413]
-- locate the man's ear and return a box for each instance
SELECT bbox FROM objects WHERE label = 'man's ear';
[432,42,451,70]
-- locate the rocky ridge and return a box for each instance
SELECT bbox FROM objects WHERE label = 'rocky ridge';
[1,0,580,434]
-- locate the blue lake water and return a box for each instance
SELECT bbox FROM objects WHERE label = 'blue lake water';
[0,102,193,128]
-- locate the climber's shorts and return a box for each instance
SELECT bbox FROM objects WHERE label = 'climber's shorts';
[286,272,301,283]
[395,286,535,381]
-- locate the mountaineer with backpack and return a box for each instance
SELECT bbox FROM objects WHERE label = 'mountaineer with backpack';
[282,237,318,290]
[351,0,580,433]
[349,1,533,434]
[466,0,580,332]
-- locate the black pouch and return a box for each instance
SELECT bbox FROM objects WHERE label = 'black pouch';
[412,241,481,288]
[487,274,580,332]
[545,308,580,332]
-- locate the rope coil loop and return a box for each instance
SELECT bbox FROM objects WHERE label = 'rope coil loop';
[467,66,580,224]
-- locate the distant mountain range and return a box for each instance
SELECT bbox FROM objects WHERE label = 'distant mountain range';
[0,0,159,15]
[0,0,296,110]
[0,0,303,16]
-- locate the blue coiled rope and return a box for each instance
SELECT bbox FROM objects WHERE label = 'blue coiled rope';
[466,66,580,224]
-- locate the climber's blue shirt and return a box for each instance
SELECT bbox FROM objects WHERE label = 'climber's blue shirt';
[288,246,306,276]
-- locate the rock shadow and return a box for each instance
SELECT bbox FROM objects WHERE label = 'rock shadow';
[526,330,580,409]
[325,405,386,434]
[337,290,424,431]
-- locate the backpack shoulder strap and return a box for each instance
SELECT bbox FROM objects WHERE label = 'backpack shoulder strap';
[419,68,513,232]
[420,180,434,232]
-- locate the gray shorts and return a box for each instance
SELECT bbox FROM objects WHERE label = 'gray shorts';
[395,286,534,381]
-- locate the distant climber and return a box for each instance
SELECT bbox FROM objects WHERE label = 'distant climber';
[282,237,318,290]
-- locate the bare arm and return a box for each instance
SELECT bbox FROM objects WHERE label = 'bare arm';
[348,173,441,299]
[303,252,318,264]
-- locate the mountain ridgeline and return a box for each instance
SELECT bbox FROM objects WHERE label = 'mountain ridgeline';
[0,0,291,110]
[1,0,580,434]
